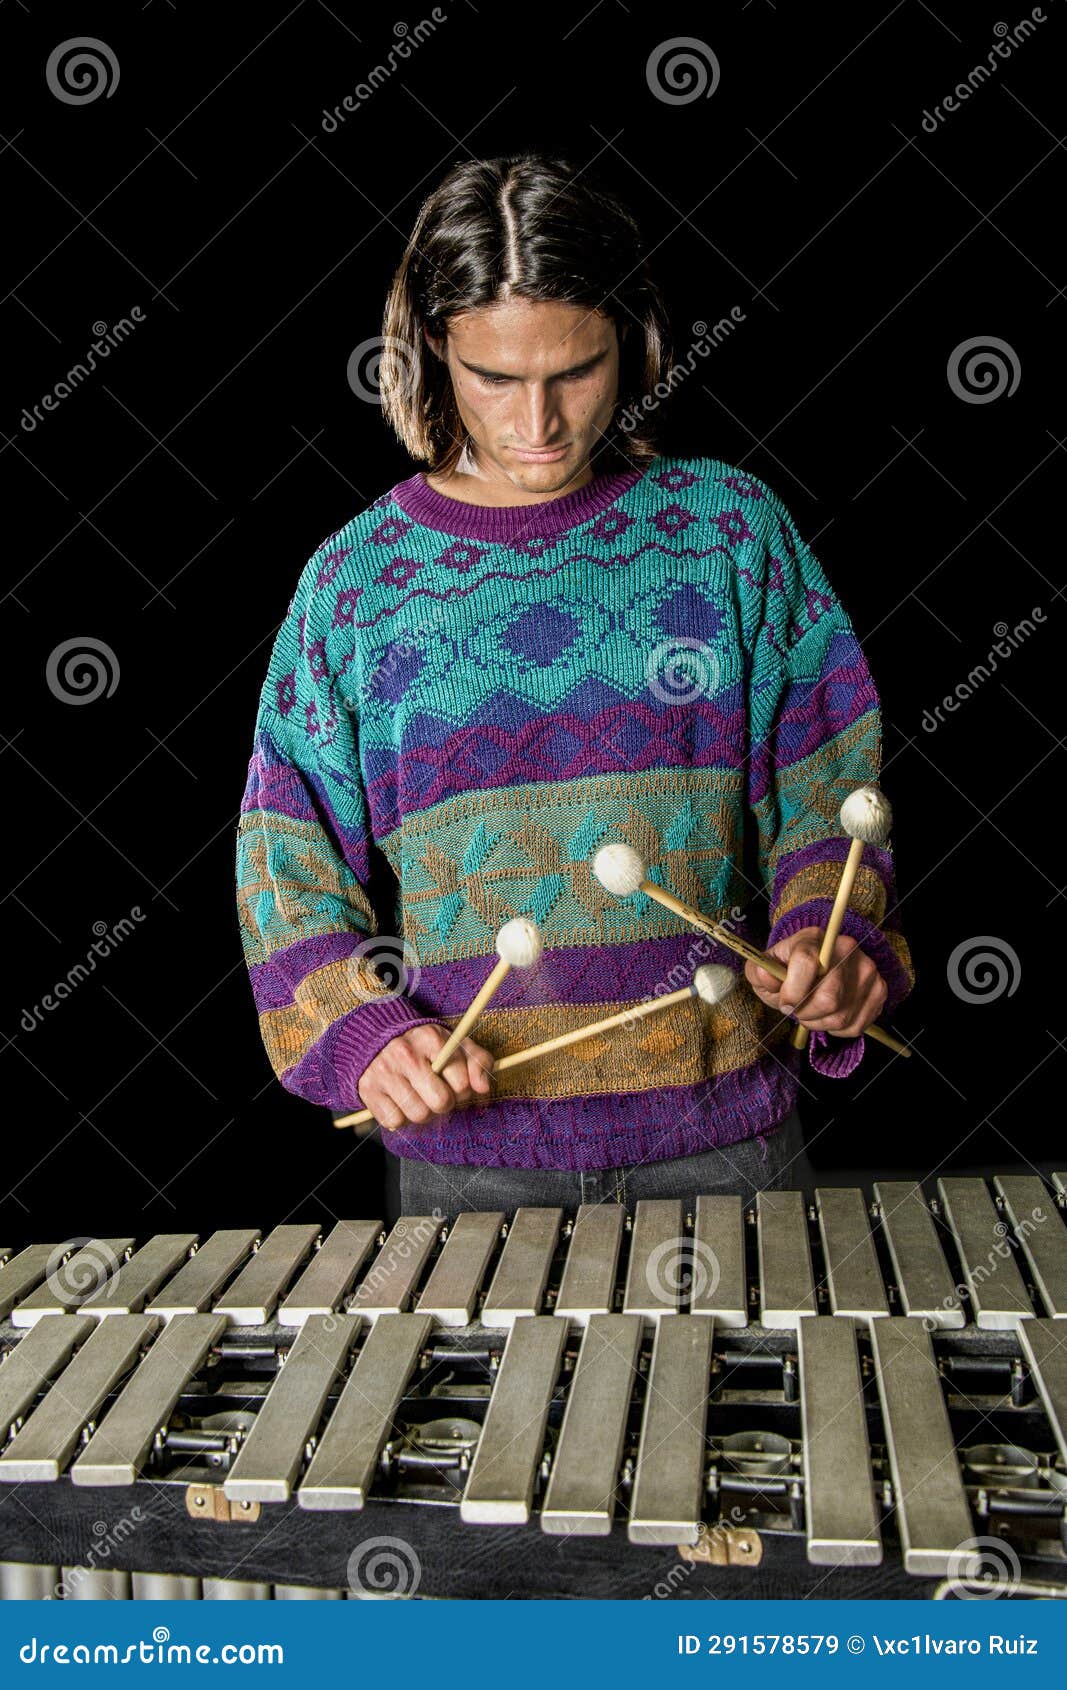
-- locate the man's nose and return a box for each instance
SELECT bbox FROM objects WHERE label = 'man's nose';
[515,384,562,444]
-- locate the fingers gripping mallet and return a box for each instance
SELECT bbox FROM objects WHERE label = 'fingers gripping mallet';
[591,841,909,1058]
[790,784,894,1052]
[333,916,543,1129]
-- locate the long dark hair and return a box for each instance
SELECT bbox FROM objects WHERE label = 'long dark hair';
[380,154,673,476]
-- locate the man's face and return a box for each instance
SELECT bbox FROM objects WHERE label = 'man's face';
[425,296,624,492]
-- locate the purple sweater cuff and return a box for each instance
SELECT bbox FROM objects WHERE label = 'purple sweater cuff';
[806,1029,866,1078]
[325,998,442,1110]
[768,900,913,1016]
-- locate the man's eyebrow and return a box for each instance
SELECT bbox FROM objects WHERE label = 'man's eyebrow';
[456,346,612,379]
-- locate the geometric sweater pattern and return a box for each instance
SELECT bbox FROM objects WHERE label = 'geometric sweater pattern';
[237,454,914,1170]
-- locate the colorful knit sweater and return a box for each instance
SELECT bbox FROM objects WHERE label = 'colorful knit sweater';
[237,453,914,1170]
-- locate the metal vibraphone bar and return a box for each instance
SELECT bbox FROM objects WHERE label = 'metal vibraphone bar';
[0,1175,1066,1599]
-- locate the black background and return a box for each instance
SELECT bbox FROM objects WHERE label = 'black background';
[2,2,1063,1243]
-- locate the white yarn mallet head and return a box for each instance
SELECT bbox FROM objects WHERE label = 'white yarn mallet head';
[839,783,893,846]
[693,964,739,1007]
[429,917,542,1078]
[495,916,543,969]
[592,842,647,897]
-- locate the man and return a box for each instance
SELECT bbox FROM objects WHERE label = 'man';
[236,154,913,1217]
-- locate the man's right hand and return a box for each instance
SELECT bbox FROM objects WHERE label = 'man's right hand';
[357,1024,495,1132]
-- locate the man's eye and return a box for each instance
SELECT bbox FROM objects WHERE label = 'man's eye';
[477,370,591,387]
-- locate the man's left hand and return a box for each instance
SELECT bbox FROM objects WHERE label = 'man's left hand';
[744,926,887,1037]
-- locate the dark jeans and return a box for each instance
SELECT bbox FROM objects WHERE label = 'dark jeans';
[395,1108,813,1220]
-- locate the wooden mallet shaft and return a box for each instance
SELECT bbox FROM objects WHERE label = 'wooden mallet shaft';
[790,835,866,1051]
[790,785,893,1054]
[493,983,695,1073]
[637,878,909,1058]
[333,981,696,1130]
[430,955,511,1075]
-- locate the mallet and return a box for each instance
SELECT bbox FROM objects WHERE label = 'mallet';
[490,962,738,1075]
[592,842,909,1058]
[334,916,543,1129]
[790,784,894,1052]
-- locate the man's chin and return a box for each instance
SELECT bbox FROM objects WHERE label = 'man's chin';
[500,450,590,491]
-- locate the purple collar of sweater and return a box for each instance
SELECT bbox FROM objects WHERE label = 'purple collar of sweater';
[389,458,648,542]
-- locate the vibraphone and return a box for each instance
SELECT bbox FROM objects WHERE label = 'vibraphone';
[1,1174,1067,1601]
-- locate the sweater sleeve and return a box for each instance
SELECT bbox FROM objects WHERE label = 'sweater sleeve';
[236,538,440,1111]
[743,488,915,1036]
